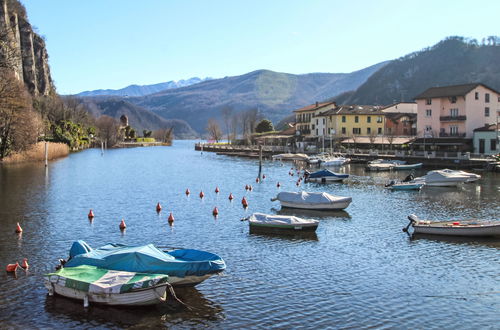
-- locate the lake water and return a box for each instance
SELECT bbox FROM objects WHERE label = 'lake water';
[1,140,499,329]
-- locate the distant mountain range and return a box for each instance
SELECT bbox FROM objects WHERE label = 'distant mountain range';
[76,36,500,137]
[335,36,500,104]
[76,77,211,97]
[126,64,387,133]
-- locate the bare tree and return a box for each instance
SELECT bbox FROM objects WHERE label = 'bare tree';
[229,112,239,142]
[368,131,377,150]
[220,105,233,143]
[96,115,122,147]
[0,69,42,159]
[206,118,223,142]
[152,127,174,143]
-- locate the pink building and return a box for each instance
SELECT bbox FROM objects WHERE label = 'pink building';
[414,83,500,139]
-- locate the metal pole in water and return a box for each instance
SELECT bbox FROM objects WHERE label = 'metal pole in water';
[258,144,262,180]
[101,141,104,155]
[44,141,48,167]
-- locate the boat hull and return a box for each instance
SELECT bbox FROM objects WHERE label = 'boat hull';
[413,224,500,237]
[390,183,423,190]
[168,274,214,287]
[306,176,346,183]
[279,200,351,210]
[249,222,318,231]
[393,163,423,170]
[45,281,168,306]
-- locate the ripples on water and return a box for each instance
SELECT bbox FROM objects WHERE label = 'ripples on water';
[0,141,499,329]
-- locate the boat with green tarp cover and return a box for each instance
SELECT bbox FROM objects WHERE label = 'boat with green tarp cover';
[44,265,170,306]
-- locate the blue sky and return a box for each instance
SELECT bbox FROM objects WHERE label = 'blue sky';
[22,0,498,95]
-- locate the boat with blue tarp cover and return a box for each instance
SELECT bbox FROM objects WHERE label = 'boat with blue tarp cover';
[305,169,349,183]
[64,241,226,287]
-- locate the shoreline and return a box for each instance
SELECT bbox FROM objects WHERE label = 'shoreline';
[1,142,69,165]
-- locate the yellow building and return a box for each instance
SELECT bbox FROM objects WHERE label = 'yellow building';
[319,105,385,138]
[294,101,337,137]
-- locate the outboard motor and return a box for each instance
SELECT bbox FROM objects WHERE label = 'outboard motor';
[385,180,396,187]
[403,174,414,182]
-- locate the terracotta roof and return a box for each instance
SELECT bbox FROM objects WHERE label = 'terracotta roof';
[473,123,499,132]
[414,83,500,99]
[293,101,336,113]
[320,105,384,116]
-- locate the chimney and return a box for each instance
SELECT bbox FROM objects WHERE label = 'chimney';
[315,101,319,108]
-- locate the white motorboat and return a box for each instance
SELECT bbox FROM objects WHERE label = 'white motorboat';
[404,214,500,237]
[413,170,469,187]
[438,169,481,182]
[247,212,319,232]
[271,191,352,210]
[366,163,394,171]
[45,265,170,307]
[272,153,310,161]
[321,155,350,166]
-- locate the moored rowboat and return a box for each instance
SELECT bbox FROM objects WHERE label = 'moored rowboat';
[247,212,319,232]
[45,265,170,307]
[404,214,500,237]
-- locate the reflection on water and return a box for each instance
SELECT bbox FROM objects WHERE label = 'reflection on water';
[248,228,319,241]
[409,233,500,248]
[1,142,499,329]
[44,287,224,328]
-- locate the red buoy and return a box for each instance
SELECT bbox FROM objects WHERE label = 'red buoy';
[119,219,126,230]
[88,209,94,219]
[248,185,253,191]
[168,212,175,223]
[185,189,190,196]
[212,207,219,216]
[228,193,234,201]
[245,184,249,190]
[256,177,260,183]
[277,182,281,188]
[15,223,22,233]
[215,186,220,193]
[296,181,300,186]
[156,202,162,213]
[6,262,19,273]
[262,174,266,179]
[199,191,204,198]
[242,197,248,208]
[21,258,28,269]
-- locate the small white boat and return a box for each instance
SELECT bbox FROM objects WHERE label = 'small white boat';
[438,169,481,182]
[247,213,319,232]
[272,153,310,161]
[413,170,469,187]
[404,214,500,237]
[320,154,350,166]
[385,181,424,191]
[45,265,170,307]
[393,163,423,170]
[271,191,352,210]
[367,163,394,171]
[369,159,406,165]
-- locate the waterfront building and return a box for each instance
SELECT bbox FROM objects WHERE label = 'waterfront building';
[294,101,337,138]
[381,102,417,136]
[413,83,500,151]
[473,123,499,155]
[319,104,385,138]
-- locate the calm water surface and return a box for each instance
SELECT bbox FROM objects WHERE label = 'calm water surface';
[0,141,499,329]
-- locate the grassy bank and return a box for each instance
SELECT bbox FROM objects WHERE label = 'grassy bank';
[2,142,69,164]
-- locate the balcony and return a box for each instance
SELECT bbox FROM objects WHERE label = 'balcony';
[296,118,310,123]
[439,132,466,137]
[439,115,466,122]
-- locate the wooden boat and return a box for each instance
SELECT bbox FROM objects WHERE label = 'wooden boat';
[247,212,319,233]
[271,191,352,210]
[392,163,423,170]
[45,265,170,307]
[404,214,500,237]
[305,169,349,182]
[64,241,226,287]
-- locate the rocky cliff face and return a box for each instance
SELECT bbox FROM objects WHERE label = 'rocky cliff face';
[0,0,54,96]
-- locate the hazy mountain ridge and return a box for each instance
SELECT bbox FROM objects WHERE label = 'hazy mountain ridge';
[80,97,198,138]
[126,63,388,133]
[335,37,500,104]
[76,77,212,97]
